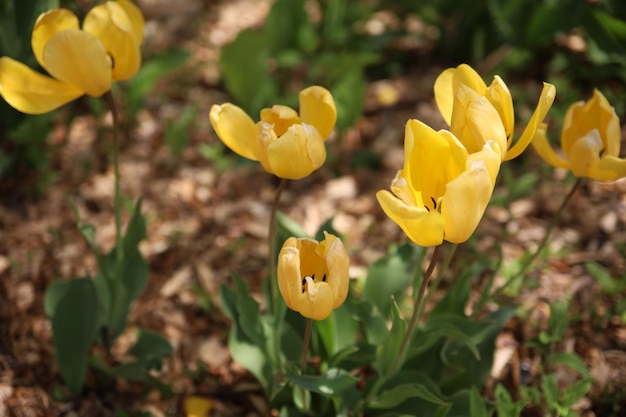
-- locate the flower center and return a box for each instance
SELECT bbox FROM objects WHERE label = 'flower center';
[424,196,438,212]
[301,273,327,293]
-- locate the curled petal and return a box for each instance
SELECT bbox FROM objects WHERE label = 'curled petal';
[267,123,326,179]
[505,82,556,161]
[116,0,145,45]
[43,30,112,96]
[568,130,604,178]
[531,123,570,170]
[453,64,488,95]
[433,68,456,126]
[592,155,626,182]
[31,8,79,70]
[260,105,300,137]
[296,278,335,321]
[83,1,141,81]
[0,57,83,114]
[277,242,301,310]
[441,159,494,243]
[487,76,514,143]
[318,232,349,309]
[209,103,260,161]
[467,140,502,188]
[299,86,337,140]
[376,190,444,246]
[464,96,507,160]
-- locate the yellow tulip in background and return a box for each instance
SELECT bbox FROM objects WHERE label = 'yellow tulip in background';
[434,63,556,161]
[532,89,626,182]
[209,86,336,180]
[277,232,349,320]
[377,119,500,247]
[0,0,144,114]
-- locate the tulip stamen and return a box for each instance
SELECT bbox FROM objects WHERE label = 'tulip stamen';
[424,205,430,212]
[431,197,437,209]
[322,274,326,282]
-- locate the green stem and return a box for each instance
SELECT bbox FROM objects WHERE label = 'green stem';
[423,243,456,308]
[494,177,583,297]
[104,91,123,265]
[300,318,313,410]
[388,244,442,378]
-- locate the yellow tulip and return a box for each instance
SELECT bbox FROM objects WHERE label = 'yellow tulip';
[376,119,500,246]
[434,63,556,161]
[532,89,626,181]
[0,0,144,114]
[277,232,349,321]
[209,86,336,180]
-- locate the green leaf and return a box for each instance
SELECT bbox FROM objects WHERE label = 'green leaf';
[547,300,569,341]
[586,261,626,293]
[46,278,100,394]
[331,68,366,131]
[541,374,560,410]
[364,244,423,316]
[231,272,264,346]
[561,378,592,409]
[129,328,172,368]
[315,303,358,357]
[551,352,590,379]
[314,217,340,243]
[287,368,358,396]
[343,296,389,345]
[276,211,309,239]
[469,386,489,417]
[375,297,407,376]
[369,383,447,409]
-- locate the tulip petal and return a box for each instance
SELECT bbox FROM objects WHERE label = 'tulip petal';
[441,159,493,243]
[299,86,337,140]
[376,190,444,246]
[0,57,83,114]
[277,242,301,310]
[505,82,556,161]
[531,123,570,170]
[267,123,326,180]
[116,0,145,45]
[487,76,514,143]
[296,279,335,320]
[83,1,141,81]
[31,8,80,70]
[209,103,260,161]
[465,96,508,160]
[467,140,502,188]
[319,232,349,308]
[42,30,112,96]
[592,155,626,182]
[433,68,455,125]
[453,64,488,95]
[260,105,300,137]
[568,130,604,178]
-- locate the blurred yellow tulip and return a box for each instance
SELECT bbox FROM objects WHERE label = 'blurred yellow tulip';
[209,86,336,180]
[0,0,144,114]
[533,89,626,181]
[277,232,349,320]
[377,119,500,246]
[434,63,555,161]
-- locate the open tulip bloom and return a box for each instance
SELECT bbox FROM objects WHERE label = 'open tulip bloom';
[277,232,349,321]
[377,119,501,247]
[434,63,556,161]
[209,86,337,180]
[0,0,144,115]
[533,89,626,182]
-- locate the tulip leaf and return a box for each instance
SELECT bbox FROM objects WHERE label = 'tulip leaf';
[128,328,172,370]
[46,277,100,394]
[315,303,357,358]
[344,296,389,345]
[287,368,358,396]
[374,297,406,376]
[363,244,423,316]
[369,383,447,409]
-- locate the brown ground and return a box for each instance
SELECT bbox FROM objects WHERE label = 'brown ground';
[1,1,626,416]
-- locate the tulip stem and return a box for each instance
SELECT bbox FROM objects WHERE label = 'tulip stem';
[494,177,583,297]
[104,91,123,265]
[300,318,313,410]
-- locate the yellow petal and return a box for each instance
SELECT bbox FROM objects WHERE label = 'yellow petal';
[0,57,83,114]
[116,0,145,45]
[376,190,445,247]
[486,76,514,143]
[184,396,213,417]
[531,122,570,170]
[467,140,502,188]
[296,277,335,320]
[318,232,349,309]
[209,103,260,161]
[42,30,112,96]
[277,241,301,310]
[441,158,494,243]
[433,68,455,125]
[260,105,300,137]
[504,82,556,161]
[453,64,488,96]
[31,8,79,70]
[592,155,626,182]
[83,1,141,81]
[464,95,507,160]
[298,86,337,140]
[267,123,326,180]
[569,130,604,178]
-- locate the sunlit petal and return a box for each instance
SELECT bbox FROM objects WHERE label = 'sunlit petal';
[116,0,145,45]
[531,123,570,169]
[296,279,335,321]
[592,156,626,182]
[299,86,337,140]
[453,64,488,95]
[433,68,455,125]
[277,242,301,309]
[0,57,83,114]
[441,159,494,243]
[267,123,326,180]
[505,82,556,161]
[465,96,507,160]
[467,140,502,188]
[43,30,112,96]
[260,105,300,137]
[318,232,349,308]
[83,1,141,81]
[568,130,604,178]
[209,103,260,161]
[376,190,444,246]
[31,8,79,69]
[487,76,514,143]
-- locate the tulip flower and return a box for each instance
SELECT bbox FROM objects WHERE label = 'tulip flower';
[277,232,349,320]
[209,86,336,180]
[532,89,626,181]
[376,119,500,247]
[434,63,556,161]
[0,0,144,115]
